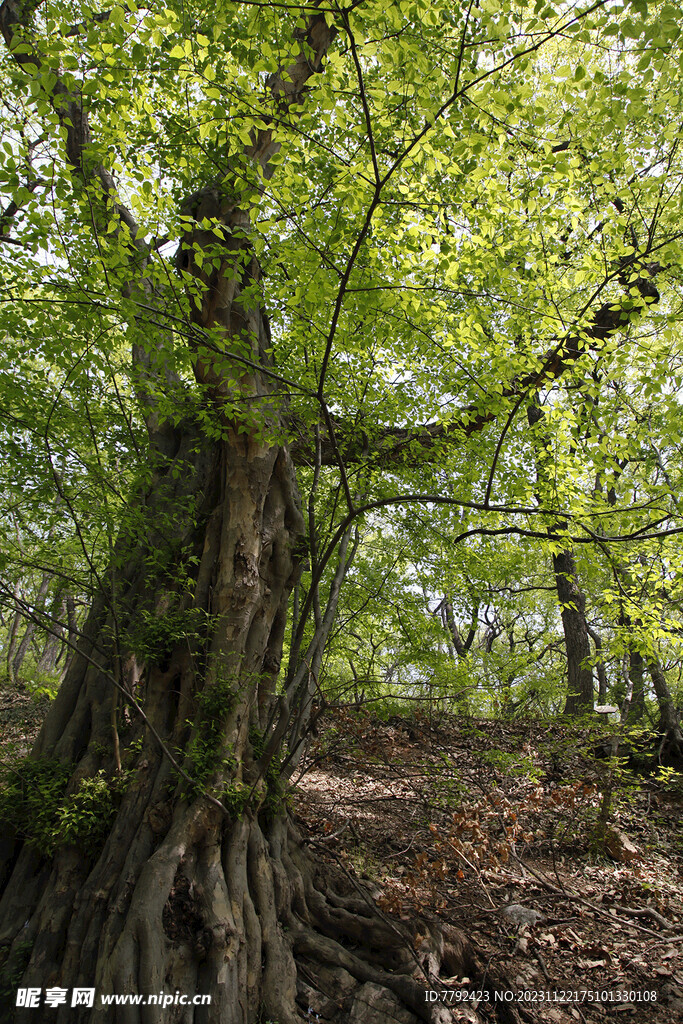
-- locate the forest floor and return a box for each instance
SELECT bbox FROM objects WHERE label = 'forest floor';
[1,689,682,1023]
[293,707,683,1024]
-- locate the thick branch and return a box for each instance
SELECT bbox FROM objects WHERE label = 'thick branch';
[290,263,662,468]
[176,13,336,398]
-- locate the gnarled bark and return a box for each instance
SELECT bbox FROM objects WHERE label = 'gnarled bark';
[0,73,495,1024]
[0,419,528,1024]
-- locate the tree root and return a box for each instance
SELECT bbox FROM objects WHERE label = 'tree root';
[1,797,539,1024]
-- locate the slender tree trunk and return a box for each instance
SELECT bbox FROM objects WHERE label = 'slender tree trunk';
[5,600,22,687]
[551,549,595,715]
[9,574,52,683]
[440,596,478,659]
[586,624,608,703]
[35,637,61,677]
[34,593,67,676]
[626,646,645,723]
[527,402,594,715]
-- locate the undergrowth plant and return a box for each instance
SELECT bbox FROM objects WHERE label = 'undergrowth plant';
[0,757,131,857]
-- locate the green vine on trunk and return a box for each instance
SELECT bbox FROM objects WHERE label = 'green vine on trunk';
[249,725,289,821]
[0,757,132,857]
[184,673,239,797]
[124,607,208,665]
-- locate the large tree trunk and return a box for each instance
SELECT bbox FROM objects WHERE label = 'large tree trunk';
[0,176,510,1024]
[0,9,537,1019]
[0,426,518,1024]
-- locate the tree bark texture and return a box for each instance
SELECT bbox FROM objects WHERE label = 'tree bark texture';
[552,548,595,716]
[0,430,524,1024]
[586,625,608,703]
[0,115,528,1024]
[526,403,594,716]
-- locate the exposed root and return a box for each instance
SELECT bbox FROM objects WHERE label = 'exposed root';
[0,782,541,1024]
[282,819,537,1024]
[0,421,536,1023]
